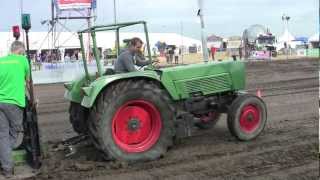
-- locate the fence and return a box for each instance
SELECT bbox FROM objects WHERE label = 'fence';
[32,61,111,84]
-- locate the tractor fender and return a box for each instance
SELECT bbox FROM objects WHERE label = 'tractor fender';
[64,75,88,104]
[80,70,175,108]
[64,74,96,104]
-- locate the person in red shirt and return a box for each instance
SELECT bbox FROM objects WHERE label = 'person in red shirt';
[210,46,217,61]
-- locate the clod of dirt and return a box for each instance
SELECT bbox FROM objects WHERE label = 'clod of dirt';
[110,161,129,169]
[70,162,94,171]
[52,144,65,152]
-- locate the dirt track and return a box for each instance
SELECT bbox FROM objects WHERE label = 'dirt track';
[30,58,318,180]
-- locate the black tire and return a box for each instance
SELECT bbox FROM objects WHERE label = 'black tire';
[195,112,221,129]
[88,79,175,162]
[227,94,267,141]
[69,102,89,134]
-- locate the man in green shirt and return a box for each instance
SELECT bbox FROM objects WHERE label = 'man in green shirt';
[0,41,30,178]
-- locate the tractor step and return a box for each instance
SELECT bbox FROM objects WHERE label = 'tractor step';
[13,149,27,165]
[62,135,90,157]
[175,113,194,139]
[10,149,39,179]
[62,134,89,146]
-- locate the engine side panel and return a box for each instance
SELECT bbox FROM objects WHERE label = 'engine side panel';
[160,61,245,99]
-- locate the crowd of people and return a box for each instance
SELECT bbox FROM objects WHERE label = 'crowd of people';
[29,50,84,64]
[164,46,181,64]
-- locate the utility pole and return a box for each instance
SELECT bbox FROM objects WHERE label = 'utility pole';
[282,14,290,60]
[87,8,92,62]
[113,0,117,23]
[51,0,55,49]
[20,0,25,43]
[113,0,118,58]
[180,21,184,64]
[197,0,209,62]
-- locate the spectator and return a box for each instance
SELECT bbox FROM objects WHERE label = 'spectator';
[210,46,217,60]
[239,46,243,60]
[174,48,179,64]
[165,48,169,64]
[64,53,70,62]
[168,48,174,64]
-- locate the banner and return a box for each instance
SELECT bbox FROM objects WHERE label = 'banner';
[56,0,92,10]
[252,51,270,59]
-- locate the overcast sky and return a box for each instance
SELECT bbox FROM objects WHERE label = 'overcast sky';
[0,0,318,39]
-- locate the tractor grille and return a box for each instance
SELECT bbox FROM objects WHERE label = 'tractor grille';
[178,73,232,95]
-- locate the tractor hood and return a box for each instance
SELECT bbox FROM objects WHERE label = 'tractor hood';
[159,60,245,99]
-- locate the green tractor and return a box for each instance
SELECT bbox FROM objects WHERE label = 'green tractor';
[64,21,267,162]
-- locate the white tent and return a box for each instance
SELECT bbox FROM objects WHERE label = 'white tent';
[276,30,295,50]
[309,33,319,42]
[0,32,201,56]
[278,29,295,43]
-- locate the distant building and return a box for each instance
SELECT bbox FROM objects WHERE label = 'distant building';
[207,34,223,48]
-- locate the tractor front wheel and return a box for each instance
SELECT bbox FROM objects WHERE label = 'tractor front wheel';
[88,79,175,162]
[69,102,88,134]
[227,94,267,141]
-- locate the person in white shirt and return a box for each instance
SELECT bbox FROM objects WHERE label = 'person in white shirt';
[174,48,179,64]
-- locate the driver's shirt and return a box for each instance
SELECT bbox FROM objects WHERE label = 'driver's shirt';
[114,50,151,73]
[114,50,137,73]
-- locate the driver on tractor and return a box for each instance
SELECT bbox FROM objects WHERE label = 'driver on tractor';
[114,37,156,73]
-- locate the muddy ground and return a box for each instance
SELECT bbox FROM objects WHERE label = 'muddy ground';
[27,58,318,180]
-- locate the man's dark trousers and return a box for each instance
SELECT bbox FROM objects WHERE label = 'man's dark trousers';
[0,103,23,171]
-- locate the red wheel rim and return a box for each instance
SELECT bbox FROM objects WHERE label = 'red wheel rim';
[239,105,260,133]
[112,100,162,153]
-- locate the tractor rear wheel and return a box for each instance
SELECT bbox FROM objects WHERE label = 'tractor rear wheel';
[88,79,175,162]
[69,102,88,134]
[195,112,221,129]
[227,94,267,141]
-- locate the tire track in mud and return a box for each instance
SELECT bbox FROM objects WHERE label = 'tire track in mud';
[245,58,318,73]
[247,76,318,97]
[247,76,317,89]
[91,140,317,180]
[144,117,316,165]
[37,102,69,115]
[244,162,319,180]
[44,116,316,180]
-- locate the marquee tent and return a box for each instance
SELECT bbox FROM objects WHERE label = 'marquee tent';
[0,32,201,56]
[278,29,295,43]
[309,33,319,42]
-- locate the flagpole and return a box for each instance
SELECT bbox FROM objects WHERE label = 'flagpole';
[180,21,184,64]
[197,0,209,62]
[113,0,117,23]
[20,0,26,43]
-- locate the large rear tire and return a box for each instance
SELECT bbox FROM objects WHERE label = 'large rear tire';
[227,94,267,141]
[69,102,88,134]
[88,79,175,162]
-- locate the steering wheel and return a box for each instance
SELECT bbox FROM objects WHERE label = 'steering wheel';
[138,60,159,70]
